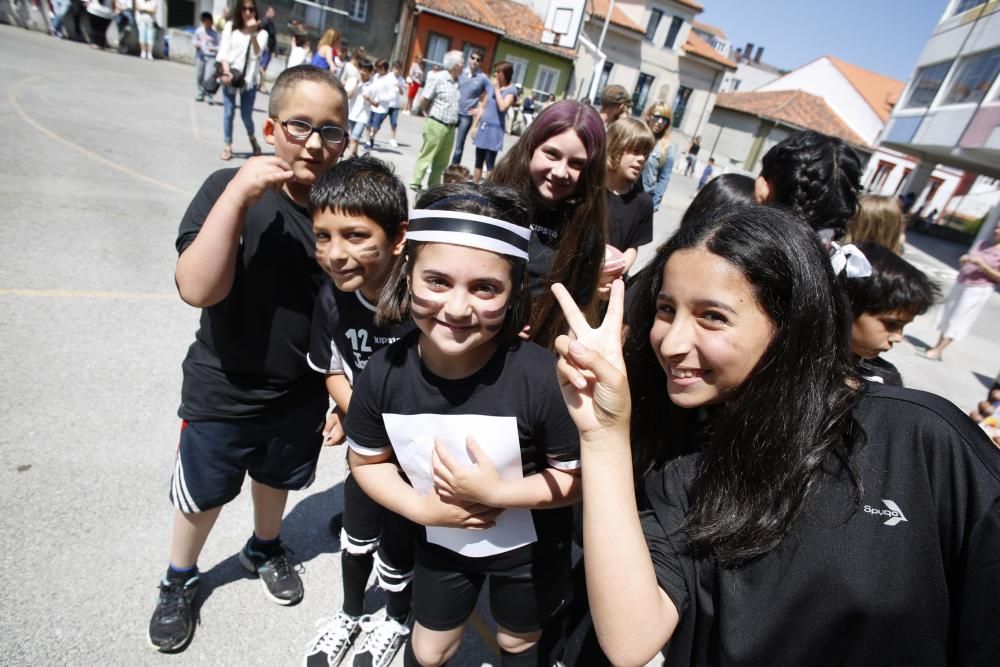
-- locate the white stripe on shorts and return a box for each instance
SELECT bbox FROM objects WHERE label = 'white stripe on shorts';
[171,454,202,514]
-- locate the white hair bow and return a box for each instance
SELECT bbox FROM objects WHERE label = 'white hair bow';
[830,242,872,278]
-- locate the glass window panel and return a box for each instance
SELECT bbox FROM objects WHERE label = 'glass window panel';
[942,48,1000,105]
[903,61,952,108]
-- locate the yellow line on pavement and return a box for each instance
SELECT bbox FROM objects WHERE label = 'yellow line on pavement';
[0,288,175,300]
[7,76,189,196]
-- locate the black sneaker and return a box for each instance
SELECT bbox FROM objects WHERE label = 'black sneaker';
[239,539,304,605]
[147,575,199,653]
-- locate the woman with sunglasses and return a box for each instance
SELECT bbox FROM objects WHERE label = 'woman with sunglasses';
[640,103,676,213]
[217,0,268,160]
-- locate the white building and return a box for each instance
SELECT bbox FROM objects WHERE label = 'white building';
[880,0,1000,230]
[572,0,735,138]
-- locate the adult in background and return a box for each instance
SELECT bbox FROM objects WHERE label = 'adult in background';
[403,55,423,114]
[450,50,489,166]
[217,0,268,161]
[258,6,276,92]
[598,84,631,126]
[84,0,115,49]
[409,50,462,191]
[683,135,701,177]
[135,0,157,58]
[641,102,676,212]
[310,28,340,74]
[471,61,517,183]
[923,223,1000,361]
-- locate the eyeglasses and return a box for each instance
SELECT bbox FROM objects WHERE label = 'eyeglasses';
[470,56,482,62]
[277,118,346,145]
[652,114,670,125]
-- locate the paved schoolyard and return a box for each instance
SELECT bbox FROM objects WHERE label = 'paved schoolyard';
[1,22,997,667]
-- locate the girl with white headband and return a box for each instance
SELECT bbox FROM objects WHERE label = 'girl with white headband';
[344,183,581,667]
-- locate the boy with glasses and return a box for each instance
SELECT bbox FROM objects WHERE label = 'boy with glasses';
[146,65,348,654]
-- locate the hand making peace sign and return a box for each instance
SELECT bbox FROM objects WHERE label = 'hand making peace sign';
[551,280,631,442]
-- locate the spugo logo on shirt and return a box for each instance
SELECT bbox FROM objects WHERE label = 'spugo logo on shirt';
[863,499,908,526]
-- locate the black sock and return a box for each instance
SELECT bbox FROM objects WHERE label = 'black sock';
[342,550,374,618]
[250,533,283,558]
[165,564,198,582]
[500,644,538,667]
[386,584,412,622]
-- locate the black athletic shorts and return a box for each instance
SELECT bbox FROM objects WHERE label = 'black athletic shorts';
[413,547,572,634]
[168,393,326,513]
[342,471,417,591]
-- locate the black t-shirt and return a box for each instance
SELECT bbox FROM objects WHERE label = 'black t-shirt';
[607,185,653,253]
[262,19,276,51]
[345,331,580,572]
[642,384,1000,665]
[176,169,326,420]
[307,279,415,386]
[526,205,570,301]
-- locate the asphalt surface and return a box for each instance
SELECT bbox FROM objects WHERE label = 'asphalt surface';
[2,22,999,667]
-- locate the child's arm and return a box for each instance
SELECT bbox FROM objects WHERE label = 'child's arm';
[432,436,582,509]
[348,448,502,528]
[322,374,352,445]
[175,158,294,307]
[971,255,1000,283]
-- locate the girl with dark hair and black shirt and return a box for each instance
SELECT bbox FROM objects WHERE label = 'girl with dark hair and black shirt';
[345,183,581,666]
[756,130,862,244]
[551,205,1000,665]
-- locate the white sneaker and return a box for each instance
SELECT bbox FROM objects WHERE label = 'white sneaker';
[304,612,361,667]
[352,612,411,667]
[389,139,398,148]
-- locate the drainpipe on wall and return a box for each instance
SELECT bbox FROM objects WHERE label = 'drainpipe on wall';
[692,69,722,138]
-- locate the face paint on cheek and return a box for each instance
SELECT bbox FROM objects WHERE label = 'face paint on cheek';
[359,245,381,259]
[409,290,438,320]
[479,303,508,331]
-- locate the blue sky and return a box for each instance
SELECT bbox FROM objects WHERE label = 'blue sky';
[698,0,946,82]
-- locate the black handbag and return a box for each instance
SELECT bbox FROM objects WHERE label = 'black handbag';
[211,33,253,91]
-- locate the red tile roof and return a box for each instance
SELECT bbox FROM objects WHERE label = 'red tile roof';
[416,0,504,31]
[415,0,577,58]
[674,0,704,10]
[683,31,736,69]
[586,0,644,34]
[489,0,576,59]
[715,90,868,146]
[692,19,725,38]
[826,55,905,124]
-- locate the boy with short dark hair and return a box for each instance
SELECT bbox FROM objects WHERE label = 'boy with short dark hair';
[302,156,416,667]
[147,65,348,654]
[842,241,938,385]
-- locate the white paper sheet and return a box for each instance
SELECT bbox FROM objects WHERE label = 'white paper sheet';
[382,413,538,557]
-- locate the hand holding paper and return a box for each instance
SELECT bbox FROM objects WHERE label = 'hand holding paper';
[433,436,503,506]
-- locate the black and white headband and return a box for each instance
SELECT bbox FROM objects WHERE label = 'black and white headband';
[406,209,531,261]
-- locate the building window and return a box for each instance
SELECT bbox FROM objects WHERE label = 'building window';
[425,33,450,68]
[507,55,529,86]
[953,0,986,16]
[894,168,913,195]
[869,160,894,191]
[535,65,561,95]
[632,73,655,115]
[664,16,683,49]
[594,61,613,104]
[903,61,952,108]
[645,8,663,42]
[346,0,367,22]
[941,47,1000,105]
[673,85,692,126]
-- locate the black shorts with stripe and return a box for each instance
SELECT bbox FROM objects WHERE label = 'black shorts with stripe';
[169,394,326,513]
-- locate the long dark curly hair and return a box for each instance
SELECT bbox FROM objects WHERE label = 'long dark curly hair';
[760,130,862,241]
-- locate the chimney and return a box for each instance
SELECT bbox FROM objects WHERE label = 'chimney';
[754,46,763,63]
[744,42,753,62]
